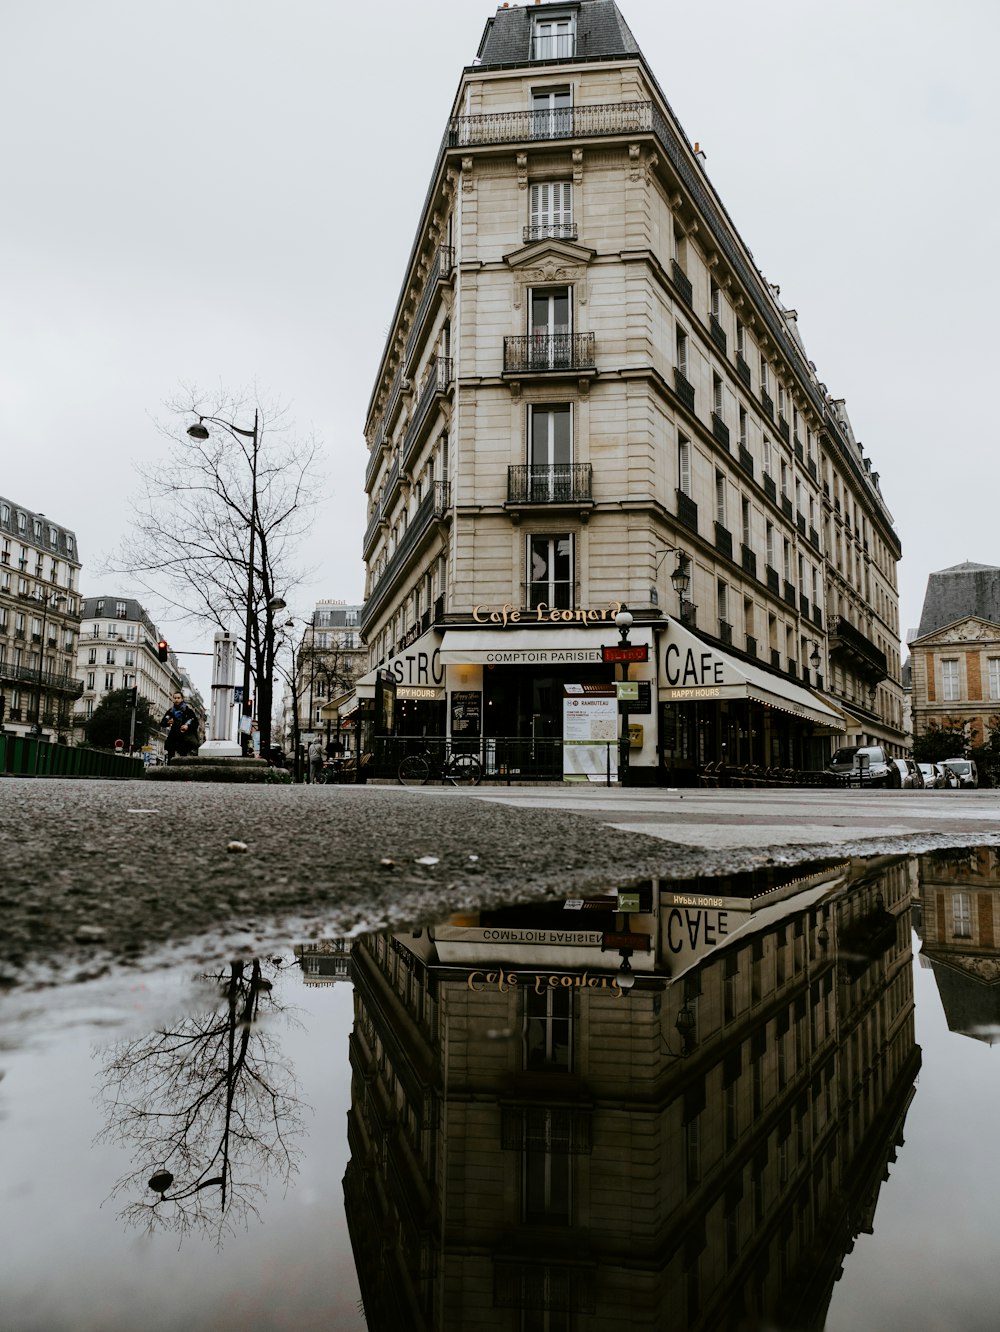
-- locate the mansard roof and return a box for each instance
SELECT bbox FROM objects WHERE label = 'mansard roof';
[916,563,1000,638]
[477,1,640,67]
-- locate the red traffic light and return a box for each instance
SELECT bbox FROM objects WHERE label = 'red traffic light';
[157,640,169,662]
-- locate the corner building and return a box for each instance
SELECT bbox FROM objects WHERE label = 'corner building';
[362,0,903,782]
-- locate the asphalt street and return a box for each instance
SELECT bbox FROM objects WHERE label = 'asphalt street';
[2,777,997,987]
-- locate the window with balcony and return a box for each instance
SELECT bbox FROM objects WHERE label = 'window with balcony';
[676,326,689,377]
[528,180,573,241]
[531,12,575,60]
[530,85,572,138]
[104,672,115,690]
[528,286,572,368]
[678,435,692,497]
[741,497,751,549]
[106,649,116,665]
[87,648,97,665]
[529,404,573,500]
[528,533,574,609]
[715,470,727,526]
[86,672,95,690]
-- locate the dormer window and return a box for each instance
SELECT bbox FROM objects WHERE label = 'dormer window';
[531,13,575,61]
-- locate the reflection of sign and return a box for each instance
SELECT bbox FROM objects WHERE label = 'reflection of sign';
[451,690,481,737]
[602,931,651,951]
[114,739,124,751]
[467,968,625,997]
[617,892,641,913]
[602,644,648,664]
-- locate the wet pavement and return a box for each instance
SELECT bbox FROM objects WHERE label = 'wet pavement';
[4,838,1000,1329]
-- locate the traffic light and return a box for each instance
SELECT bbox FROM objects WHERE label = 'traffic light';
[126,685,138,709]
[157,640,169,662]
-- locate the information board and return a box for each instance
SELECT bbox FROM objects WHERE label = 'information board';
[563,687,618,782]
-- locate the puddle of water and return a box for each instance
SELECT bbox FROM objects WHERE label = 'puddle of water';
[2,850,1000,1329]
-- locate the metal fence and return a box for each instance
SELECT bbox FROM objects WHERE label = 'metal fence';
[0,734,146,779]
[370,735,625,784]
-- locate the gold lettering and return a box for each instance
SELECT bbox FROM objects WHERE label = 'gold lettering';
[468,971,485,991]
[534,603,548,621]
[510,608,521,623]
[472,605,488,624]
[534,974,546,994]
[587,609,601,623]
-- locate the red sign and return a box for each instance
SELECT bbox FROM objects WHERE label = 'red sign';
[601,931,651,951]
[114,739,124,751]
[601,644,648,664]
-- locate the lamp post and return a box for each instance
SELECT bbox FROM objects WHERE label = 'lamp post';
[187,410,259,755]
[30,591,66,737]
[652,547,692,622]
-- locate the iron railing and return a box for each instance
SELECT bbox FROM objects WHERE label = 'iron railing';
[404,245,454,369]
[671,259,692,306]
[673,368,695,410]
[507,463,593,505]
[0,661,84,696]
[676,490,698,534]
[738,443,754,478]
[529,33,577,60]
[360,483,450,631]
[503,332,595,374]
[523,222,577,243]
[447,99,654,148]
[402,357,453,470]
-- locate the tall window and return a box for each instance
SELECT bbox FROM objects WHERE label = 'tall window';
[952,892,972,939]
[760,358,769,397]
[717,580,729,627]
[738,405,748,448]
[529,287,571,368]
[678,435,692,497]
[528,534,574,609]
[676,326,689,377]
[524,987,572,1071]
[529,404,572,500]
[762,435,773,478]
[715,470,727,525]
[529,181,573,240]
[710,280,721,320]
[531,13,575,60]
[741,497,751,549]
[530,86,572,138]
[736,318,746,358]
[941,658,960,702]
[766,522,775,570]
[712,373,724,420]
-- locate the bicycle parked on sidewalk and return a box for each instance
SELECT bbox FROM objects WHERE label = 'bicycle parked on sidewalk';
[397,746,483,786]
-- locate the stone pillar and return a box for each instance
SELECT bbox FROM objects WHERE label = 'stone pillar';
[199,630,241,758]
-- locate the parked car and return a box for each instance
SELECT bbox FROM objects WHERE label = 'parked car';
[938,763,960,789]
[918,762,943,789]
[827,744,900,788]
[892,758,924,789]
[940,758,979,789]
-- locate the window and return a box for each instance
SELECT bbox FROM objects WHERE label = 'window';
[678,435,692,497]
[86,672,95,689]
[710,279,721,320]
[760,358,769,396]
[530,85,572,138]
[941,658,960,702]
[715,470,727,525]
[741,497,751,549]
[529,180,573,240]
[528,286,571,368]
[529,404,572,499]
[783,538,792,583]
[106,649,116,665]
[780,458,789,499]
[104,672,115,690]
[738,405,748,448]
[676,326,689,377]
[95,600,104,615]
[762,435,773,478]
[736,318,746,358]
[87,647,97,665]
[989,658,1000,700]
[531,12,575,60]
[952,892,972,939]
[717,579,729,625]
[712,373,724,420]
[777,383,786,418]
[0,504,8,523]
[124,650,136,667]
[766,522,775,570]
[115,601,127,618]
[524,987,572,1071]
[528,534,574,609]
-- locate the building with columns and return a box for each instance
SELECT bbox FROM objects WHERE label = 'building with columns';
[361,0,903,783]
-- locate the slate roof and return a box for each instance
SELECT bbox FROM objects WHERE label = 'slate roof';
[478,0,641,66]
[915,562,1000,638]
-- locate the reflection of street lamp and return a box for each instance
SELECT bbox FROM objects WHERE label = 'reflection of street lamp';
[187,411,259,754]
[31,591,66,736]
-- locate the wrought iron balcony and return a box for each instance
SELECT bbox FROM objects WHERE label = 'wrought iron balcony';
[676,489,698,534]
[829,615,887,680]
[449,99,656,148]
[523,222,578,243]
[781,494,793,521]
[783,580,796,608]
[503,333,595,374]
[766,565,779,595]
[761,389,774,419]
[507,463,593,506]
[709,315,727,355]
[360,482,451,632]
[530,33,577,61]
[735,352,752,390]
[673,368,695,411]
[671,259,693,306]
[0,661,84,696]
[711,413,730,449]
[404,245,454,371]
[402,357,453,471]
[741,544,757,578]
[746,635,758,658]
[778,414,790,443]
[714,521,733,561]
[719,620,733,646]
[763,473,777,504]
[738,443,754,478]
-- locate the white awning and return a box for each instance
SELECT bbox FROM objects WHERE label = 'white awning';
[657,619,845,730]
[439,624,653,667]
[355,627,444,689]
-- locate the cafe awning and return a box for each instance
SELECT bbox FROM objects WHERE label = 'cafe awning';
[657,619,845,731]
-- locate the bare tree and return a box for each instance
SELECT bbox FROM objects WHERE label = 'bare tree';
[109,387,323,753]
[95,958,306,1245]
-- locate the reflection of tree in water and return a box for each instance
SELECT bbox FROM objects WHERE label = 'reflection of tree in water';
[96,958,306,1244]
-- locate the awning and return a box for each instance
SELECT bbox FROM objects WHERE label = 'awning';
[355,627,444,690]
[439,624,653,667]
[657,619,845,730]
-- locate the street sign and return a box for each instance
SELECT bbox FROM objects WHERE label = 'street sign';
[601,931,651,952]
[616,680,639,701]
[617,892,641,913]
[602,644,648,664]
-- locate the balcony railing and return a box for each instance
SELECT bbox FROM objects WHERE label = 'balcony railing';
[783,580,797,608]
[829,615,887,679]
[673,368,695,411]
[402,357,453,471]
[761,389,774,419]
[503,333,595,374]
[507,463,593,505]
[671,260,693,306]
[360,482,451,632]
[766,565,779,594]
[449,100,656,148]
[709,315,727,355]
[711,413,730,449]
[763,473,777,504]
[714,521,733,561]
[778,414,790,443]
[738,443,754,478]
[746,635,758,658]
[719,620,733,646]
[0,662,84,696]
[523,222,578,243]
[404,245,454,370]
[781,494,793,520]
[735,352,752,390]
[530,33,577,60]
[676,489,698,534]
[741,545,757,578]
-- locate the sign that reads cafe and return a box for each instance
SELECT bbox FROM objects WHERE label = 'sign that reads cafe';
[472,601,625,627]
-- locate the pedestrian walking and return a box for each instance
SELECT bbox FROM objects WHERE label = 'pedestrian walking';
[308,737,323,784]
[161,691,199,763]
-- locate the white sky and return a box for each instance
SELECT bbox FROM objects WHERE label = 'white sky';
[2,0,997,702]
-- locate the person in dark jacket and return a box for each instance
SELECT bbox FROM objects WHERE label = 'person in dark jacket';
[162,691,199,763]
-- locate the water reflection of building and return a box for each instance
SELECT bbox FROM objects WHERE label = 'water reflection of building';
[916,847,1000,1043]
[293,939,353,985]
[344,861,920,1331]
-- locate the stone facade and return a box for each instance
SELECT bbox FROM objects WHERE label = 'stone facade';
[361,0,903,778]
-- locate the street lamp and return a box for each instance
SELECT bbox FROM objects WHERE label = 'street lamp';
[31,591,66,737]
[187,410,259,754]
[651,547,692,622]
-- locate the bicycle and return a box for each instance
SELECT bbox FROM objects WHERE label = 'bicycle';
[398,746,483,786]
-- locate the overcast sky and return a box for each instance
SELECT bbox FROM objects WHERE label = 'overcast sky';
[2,0,997,702]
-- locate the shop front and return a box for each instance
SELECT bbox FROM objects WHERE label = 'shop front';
[654,618,845,784]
